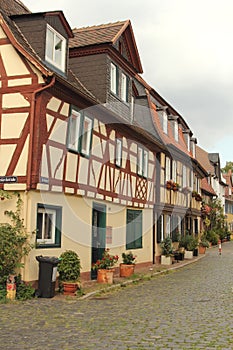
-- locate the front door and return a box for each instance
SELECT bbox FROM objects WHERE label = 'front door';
[91,203,106,279]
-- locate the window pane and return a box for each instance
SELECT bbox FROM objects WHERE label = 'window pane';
[138,147,143,176]
[116,138,122,167]
[110,63,117,94]
[81,116,92,155]
[121,73,127,102]
[165,157,171,181]
[45,25,66,72]
[45,28,54,61]
[163,111,168,133]
[54,35,63,66]
[37,213,43,239]
[143,150,148,178]
[44,213,53,239]
[67,110,81,151]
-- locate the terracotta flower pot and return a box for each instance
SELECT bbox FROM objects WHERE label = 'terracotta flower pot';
[62,282,78,296]
[199,246,206,254]
[97,269,114,284]
[120,264,135,277]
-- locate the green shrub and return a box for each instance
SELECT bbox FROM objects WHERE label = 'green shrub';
[0,193,33,282]
[179,235,198,251]
[160,236,173,257]
[15,275,35,301]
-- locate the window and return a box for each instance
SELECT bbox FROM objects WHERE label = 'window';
[137,146,148,178]
[36,204,62,247]
[45,25,66,72]
[115,138,122,167]
[157,214,164,243]
[67,107,93,157]
[67,109,81,151]
[110,62,118,94]
[162,111,168,134]
[182,165,187,188]
[126,209,142,249]
[165,157,171,182]
[121,73,129,102]
[165,215,171,237]
[81,115,93,157]
[172,160,177,182]
[110,63,129,102]
[174,121,179,142]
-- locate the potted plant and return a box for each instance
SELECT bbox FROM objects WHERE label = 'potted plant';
[173,182,180,191]
[92,249,119,284]
[160,236,173,265]
[179,235,198,259]
[199,236,210,254]
[166,180,173,190]
[58,250,81,295]
[120,251,136,277]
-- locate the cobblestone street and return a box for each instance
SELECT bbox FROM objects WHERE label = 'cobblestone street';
[1,243,233,349]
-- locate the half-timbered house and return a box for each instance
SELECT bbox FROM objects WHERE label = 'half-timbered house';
[1,0,219,284]
[0,1,167,283]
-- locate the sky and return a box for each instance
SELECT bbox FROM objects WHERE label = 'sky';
[22,0,233,167]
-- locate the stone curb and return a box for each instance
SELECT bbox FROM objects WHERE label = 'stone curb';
[79,254,206,300]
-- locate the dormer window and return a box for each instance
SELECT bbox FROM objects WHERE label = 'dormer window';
[183,129,191,152]
[174,121,179,142]
[45,24,66,72]
[162,111,168,134]
[121,72,129,103]
[168,115,179,142]
[190,138,197,157]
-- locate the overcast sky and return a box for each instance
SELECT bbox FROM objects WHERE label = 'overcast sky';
[23,0,233,167]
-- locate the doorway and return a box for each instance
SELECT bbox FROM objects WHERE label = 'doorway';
[91,203,106,279]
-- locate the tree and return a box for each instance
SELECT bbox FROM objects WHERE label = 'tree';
[0,192,34,284]
[222,161,233,173]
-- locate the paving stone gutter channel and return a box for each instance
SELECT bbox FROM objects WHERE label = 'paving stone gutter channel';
[73,254,206,301]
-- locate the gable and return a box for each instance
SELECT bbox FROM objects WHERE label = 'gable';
[70,20,143,74]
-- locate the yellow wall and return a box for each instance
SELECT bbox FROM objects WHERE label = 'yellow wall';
[22,191,153,282]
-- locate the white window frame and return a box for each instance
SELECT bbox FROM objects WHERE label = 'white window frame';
[182,165,187,188]
[174,121,179,142]
[45,24,66,72]
[121,72,128,102]
[172,160,177,182]
[67,109,81,151]
[165,157,171,182]
[162,111,168,134]
[115,138,122,167]
[137,146,143,176]
[137,146,148,178]
[161,214,164,242]
[143,150,148,178]
[110,62,117,94]
[37,207,56,245]
[165,215,171,237]
[81,115,93,156]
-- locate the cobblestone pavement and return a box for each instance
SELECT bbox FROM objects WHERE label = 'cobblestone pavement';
[1,243,233,350]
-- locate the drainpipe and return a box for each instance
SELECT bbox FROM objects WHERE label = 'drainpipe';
[27,76,55,190]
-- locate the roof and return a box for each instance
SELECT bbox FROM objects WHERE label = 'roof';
[149,99,193,158]
[71,20,128,47]
[0,0,30,16]
[70,20,143,73]
[200,177,216,196]
[0,1,98,104]
[196,146,215,175]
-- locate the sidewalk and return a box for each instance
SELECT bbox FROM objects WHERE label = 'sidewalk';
[54,253,206,300]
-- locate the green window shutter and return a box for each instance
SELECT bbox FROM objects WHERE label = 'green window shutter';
[126,210,142,249]
[157,215,162,243]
